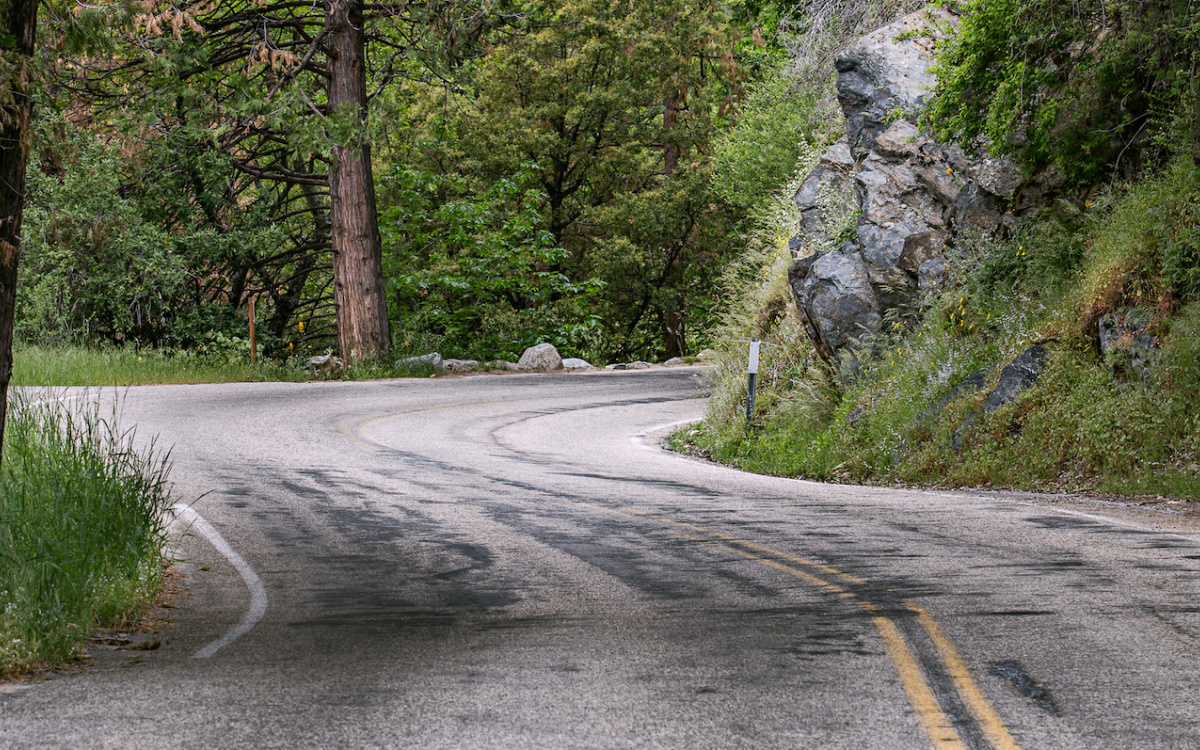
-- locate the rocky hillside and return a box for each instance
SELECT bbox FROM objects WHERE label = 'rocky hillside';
[687,6,1200,500]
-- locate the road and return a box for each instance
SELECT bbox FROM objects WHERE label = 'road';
[2,368,1200,749]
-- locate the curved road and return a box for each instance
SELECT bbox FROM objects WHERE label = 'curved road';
[3,369,1200,749]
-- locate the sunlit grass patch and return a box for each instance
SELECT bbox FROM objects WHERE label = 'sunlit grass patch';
[11,344,310,387]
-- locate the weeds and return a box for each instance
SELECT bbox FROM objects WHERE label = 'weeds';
[0,393,172,676]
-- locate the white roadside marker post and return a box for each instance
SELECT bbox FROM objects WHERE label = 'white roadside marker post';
[746,338,760,425]
[248,297,257,369]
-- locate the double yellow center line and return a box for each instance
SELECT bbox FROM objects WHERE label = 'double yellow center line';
[613,507,1022,750]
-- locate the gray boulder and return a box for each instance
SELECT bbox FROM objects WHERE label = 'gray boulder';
[789,245,881,365]
[951,345,1049,448]
[834,8,952,156]
[792,139,857,250]
[396,352,447,374]
[784,7,1058,374]
[561,358,593,369]
[517,343,564,371]
[983,345,1048,413]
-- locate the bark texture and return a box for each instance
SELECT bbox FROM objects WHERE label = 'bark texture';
[0,0,38,460]
[326,0,390,362]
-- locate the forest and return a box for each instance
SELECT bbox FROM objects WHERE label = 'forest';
[1,0,1197,489]
[2,0,863,369]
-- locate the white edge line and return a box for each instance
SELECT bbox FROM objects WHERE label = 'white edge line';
[631,418,703,449]
[171,503,268,658]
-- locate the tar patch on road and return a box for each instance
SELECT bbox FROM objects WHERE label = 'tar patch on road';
[991,660,1060,716]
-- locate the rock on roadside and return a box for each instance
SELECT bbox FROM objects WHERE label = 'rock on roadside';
[304,354,346,377]
[517,343,564,371]
[396,352,447,374]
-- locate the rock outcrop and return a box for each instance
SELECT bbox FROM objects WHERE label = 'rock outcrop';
[787,7,1052,371]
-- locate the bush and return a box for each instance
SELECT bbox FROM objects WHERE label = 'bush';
[926,0,1200,184]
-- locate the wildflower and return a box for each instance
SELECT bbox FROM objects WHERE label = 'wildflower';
[946,167,953,174]
[298,321,305,333]
[1085,202,1092,208]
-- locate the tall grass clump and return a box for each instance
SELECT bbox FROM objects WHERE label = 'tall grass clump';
[0,393,172,675]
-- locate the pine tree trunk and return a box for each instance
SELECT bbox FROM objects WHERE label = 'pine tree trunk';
[0,0,38,462]
[326,0,390,362]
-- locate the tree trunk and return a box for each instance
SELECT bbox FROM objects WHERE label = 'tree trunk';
[326,0,390,362]
[664,304,685,359]
[0,0,38,462]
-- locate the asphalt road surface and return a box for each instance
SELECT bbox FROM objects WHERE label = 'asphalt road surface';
[3,368,1200,749]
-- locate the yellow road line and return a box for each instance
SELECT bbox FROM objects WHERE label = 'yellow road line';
[622,508,868,585]
[869,612,969,749]
[908,601,1022,750]
[710,538,967,749]
[623,505,1020,750]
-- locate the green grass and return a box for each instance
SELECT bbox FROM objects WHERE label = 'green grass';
[11,344,448,387]
[11,344,311,386]
[0,393,172,676]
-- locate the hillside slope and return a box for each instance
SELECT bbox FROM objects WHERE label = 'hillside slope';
[689,5,1200,500]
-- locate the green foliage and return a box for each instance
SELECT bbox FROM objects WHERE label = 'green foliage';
[10,344,302,386]
[712,65,837,208]
[1071,158,1200,317]
[926,0,1200,184]
[380,165,601,361]
[391,0,747,361]
[17,112,291,351]
[0,395,171,675]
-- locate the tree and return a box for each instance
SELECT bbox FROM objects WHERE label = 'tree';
[72,0,421,361]
[402,0,744,359]
[0,0,39,460]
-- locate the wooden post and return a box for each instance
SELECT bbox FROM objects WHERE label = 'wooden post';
[248,297,257,368]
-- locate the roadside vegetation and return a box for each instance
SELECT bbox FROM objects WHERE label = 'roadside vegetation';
[683,0,1200,499]
[10,344,446,387]
[0,395,171,676]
